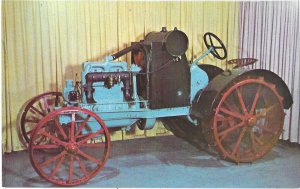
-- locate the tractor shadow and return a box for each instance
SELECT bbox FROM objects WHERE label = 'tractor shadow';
[21,166,120,187]
[2,149,120,187]
[108,135,225,168]
[108,135,281,169]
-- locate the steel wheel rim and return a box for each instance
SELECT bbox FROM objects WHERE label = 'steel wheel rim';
[212,77,284,163]
[21,92,64,144]
[29,107,110,186]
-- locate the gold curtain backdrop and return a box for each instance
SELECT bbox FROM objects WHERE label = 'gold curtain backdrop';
[2,1,239,152]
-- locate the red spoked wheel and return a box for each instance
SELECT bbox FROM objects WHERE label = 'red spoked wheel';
[211,77,285,163]
[21,92,64,144]
[29,107,110,186]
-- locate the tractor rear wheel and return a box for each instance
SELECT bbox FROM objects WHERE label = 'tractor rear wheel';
[162,116,203,141]
[204,76,285,163]
[29,107,110,186]
[21,92,64,145]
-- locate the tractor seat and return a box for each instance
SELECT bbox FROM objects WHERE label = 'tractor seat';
[227,58,258,68]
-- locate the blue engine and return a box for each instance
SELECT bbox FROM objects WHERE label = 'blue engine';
[63,56,208,131]
[62,28,210,131]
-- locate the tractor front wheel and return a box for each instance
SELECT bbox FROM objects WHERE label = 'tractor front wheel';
[29,107,110,186]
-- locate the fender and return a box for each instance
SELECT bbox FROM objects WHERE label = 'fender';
[198,64,224,81]
[191,68,293,120]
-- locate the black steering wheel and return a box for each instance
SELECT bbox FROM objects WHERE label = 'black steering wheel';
[204,32,227,60]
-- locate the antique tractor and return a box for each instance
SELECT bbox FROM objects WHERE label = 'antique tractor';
[20,27,293,186]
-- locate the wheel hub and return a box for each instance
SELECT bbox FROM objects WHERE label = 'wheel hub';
[65,143,78,154]
[246,116,257,126]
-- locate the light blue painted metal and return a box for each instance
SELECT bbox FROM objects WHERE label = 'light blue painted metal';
[190,64,209,103]
[130,64,141,101]
[189,47,212,103]
[191,47,214,65]
[59,104,190,132]
[138,118,157,130]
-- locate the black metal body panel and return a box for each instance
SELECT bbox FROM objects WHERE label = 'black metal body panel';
[245,69,293,109]
[149,43,190,109]
[133,42,190,109]
[198,64,224,81]
[130,28,191,109]
[133,42,150,100]
[191,69,293,120]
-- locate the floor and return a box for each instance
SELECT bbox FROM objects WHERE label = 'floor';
[2,135,300,188]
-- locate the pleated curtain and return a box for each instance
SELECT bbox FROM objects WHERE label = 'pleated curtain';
[238,1,300,144]
[2,1,239,153]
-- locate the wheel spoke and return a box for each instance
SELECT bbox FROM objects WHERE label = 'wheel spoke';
[38,101,47,115]
[40,131,67,146]
[219,107,244,120]
[216,117,230,122]
[70,113,76,142]
[55,95,60,106]
[231,127,247,156]
[43,96,51,113]
[50,155,65,178]
[76,133,91,140]
[35,136,48,145]
[212,48,221,57]
[255,104,278,118]
[27,122,48,135]
[209,35,213,46]
[30,105,46,117]
[249,130,257,153]
[77,149,101,164]
[54,118,68,140]
[255,124,278,135]
[39,150,67,167]
[80,143,105,148]
[219,121,245,142]
[250,85,262,115]
[77,129,104,145]
[32,144,60,150]
[76,115,91,136]
[224,100,241,114]
[216,114,231,122]
[68,155,74,183]
[25,117,40,123]
[236,87,248,114]
[253,134,264,145]
[75,156,89,177]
